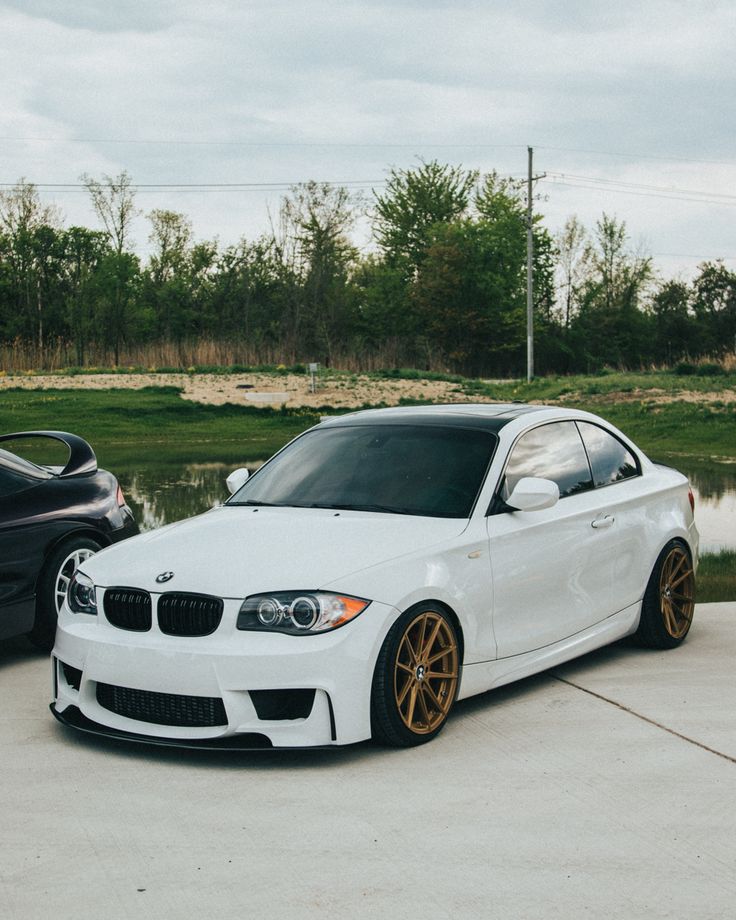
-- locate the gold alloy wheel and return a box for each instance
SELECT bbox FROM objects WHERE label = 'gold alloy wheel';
[393,610,459,735]
[659,545,695,639]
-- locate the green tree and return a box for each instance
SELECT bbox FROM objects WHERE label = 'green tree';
[145,209,195,341]
[691,261,736,355]
[373,161,477,274]
[574,214,653,369]
[0,179,62,350]
[275,181,358,362]
[650,280,693,364]
[81,171,140,362]
[413,215,528,375]
[60,227,110,365]
[554,215,592,329]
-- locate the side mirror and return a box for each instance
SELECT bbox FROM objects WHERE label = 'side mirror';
[226,467,250,495]
[506,477,559,512]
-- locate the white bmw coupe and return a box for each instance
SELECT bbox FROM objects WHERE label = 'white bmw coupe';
[51,404,698,749]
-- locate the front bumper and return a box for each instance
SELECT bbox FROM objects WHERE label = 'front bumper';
[51,596,397,748]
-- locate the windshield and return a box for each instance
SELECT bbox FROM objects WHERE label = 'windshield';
[228,423,497,518]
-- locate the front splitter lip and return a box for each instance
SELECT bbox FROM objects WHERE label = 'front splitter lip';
[50,704,341,752]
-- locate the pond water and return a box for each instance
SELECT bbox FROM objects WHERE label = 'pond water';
[116,454,736,553]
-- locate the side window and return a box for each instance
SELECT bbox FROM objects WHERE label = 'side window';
[501,421,593,501]
[0,466,34,499]
[577,422,640,487]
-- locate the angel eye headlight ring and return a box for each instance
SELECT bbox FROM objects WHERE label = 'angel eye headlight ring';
[237,591,370,634]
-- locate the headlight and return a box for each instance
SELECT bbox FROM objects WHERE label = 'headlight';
[237,591,370,635]
[68,572,98,615]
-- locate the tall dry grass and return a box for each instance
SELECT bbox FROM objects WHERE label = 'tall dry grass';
[1,336,735,376]
[0,336,444,374]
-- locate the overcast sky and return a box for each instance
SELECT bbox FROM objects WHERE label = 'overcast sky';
[2,0,735,278]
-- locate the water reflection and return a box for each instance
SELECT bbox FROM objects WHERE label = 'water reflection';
[115,455,735,553]
[116,461,264,533]
[658,454,736,553]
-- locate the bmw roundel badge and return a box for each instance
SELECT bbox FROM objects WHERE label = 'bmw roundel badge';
[155,571,175,583]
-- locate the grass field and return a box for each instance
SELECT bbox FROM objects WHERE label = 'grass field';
[0,386,320,465]
[697,551,736,604]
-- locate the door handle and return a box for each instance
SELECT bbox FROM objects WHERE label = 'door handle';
[591,514,615,529]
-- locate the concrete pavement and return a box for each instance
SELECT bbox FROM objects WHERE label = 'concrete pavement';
[1,603,734,920]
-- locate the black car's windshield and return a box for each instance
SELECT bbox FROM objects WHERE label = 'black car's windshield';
[229,424,497,518]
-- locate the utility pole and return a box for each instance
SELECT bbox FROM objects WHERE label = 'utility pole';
[526,146,534,383]
[525,147,545,383]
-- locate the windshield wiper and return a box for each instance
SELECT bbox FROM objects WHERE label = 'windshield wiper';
[229,499,286,507]
[300,502,417,515]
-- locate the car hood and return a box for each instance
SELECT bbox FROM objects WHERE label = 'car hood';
[82,506,468,597]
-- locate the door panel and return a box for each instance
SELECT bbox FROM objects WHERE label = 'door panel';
[488,489,619,657]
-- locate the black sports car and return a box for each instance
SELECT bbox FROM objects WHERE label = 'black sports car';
[0,431,138,650]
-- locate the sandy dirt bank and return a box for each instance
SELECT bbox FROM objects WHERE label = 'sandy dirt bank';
[0,371,475,409]
[1,372,733,408]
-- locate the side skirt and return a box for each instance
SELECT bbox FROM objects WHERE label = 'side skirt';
[458,601,641,701]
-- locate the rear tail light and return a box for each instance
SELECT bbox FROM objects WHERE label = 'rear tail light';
[116,484,126,507]
[688,488,695,514]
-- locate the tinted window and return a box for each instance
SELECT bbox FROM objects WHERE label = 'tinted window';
[0,464,34,498]
[229,424,497,518]
[502,421,593,500]
[577,422,639,487]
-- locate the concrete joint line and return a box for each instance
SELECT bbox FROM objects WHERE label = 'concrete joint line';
[551,674,736,766]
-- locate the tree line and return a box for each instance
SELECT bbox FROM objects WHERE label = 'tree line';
[0,162,734,376]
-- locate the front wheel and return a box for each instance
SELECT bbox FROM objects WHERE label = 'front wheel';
[635,541,695,650]
[371,604,460,747]
[30,536,101,651]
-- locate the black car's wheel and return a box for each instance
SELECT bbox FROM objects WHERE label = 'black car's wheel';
[371,604,460,747]
[30,536,102,650]
[635,541,695,650]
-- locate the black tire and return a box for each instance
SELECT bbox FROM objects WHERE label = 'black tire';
[371,603,460,747]
[634,540,695,650]
[29,535,102,651]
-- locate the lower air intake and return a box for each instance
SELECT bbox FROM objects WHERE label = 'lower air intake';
[96,683,227,727]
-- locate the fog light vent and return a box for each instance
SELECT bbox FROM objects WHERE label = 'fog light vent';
[250,689,316,721]
[61,661,82,691]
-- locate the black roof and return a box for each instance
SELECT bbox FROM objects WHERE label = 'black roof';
[318,403,543,433]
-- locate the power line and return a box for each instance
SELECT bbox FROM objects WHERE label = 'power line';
[0,180,385,189]
[0,180,389,197]
[546,172,736,202]
[538,145,736,166]
[545,177,736,207]
[3,133,735,166]
[4,172,732,204]
[0,135,529,150]
[653,252,736,260]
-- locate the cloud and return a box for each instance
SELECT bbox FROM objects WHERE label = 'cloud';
[0,0,179,33]
[0,0,734,272]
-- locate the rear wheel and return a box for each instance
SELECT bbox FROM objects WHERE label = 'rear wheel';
[635,541,695,649]
[371,604,460,747]
[29,536,101,651]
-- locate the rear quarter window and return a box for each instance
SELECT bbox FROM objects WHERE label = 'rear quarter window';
[576,422,640,487]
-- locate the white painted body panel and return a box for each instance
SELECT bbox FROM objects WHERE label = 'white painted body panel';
[52,404,699,748]
[82,506,467,598]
